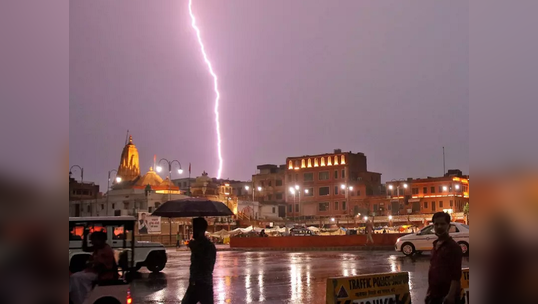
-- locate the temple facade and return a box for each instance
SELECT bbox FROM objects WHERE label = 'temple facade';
[190,171,238,215]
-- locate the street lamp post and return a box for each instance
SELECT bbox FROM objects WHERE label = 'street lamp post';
[289,187,296,223]
[388,180,408,215]
[70,165,84,215]
[69,165,84,182]
[106,169,122,216]
[157,158,183,201]
[341,184,353,215]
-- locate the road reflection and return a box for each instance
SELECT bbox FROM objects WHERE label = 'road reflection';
[131,250,469,304]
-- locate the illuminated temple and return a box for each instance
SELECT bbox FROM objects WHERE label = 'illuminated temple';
[112,135,180,194]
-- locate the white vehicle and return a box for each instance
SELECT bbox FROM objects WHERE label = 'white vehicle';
[395,222,469,256]
[69,216,168,274]
[69,216,137,304]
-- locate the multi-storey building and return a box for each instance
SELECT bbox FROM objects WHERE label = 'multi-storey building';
[386,169,469,215]
[251,164,287,218]
[284,149,382,218]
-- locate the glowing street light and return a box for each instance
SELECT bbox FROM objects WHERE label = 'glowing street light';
[295,185,300,190]
[388,215,393,220]
[244,185,250,191]
[443,186,448,191]
[157,158,183,200]
[331,218,335,222]
[115,177,122,183]
[257,186,262,191]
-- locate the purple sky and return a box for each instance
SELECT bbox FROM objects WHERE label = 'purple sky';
[70,1,468,189]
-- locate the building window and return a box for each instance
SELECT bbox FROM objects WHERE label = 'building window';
[424,202,428,209]
[341,155,346,164]
[295,174,299,181]
[261,181,265,187]
[334,186,339,195]
[412,188,419,195]
[268,194,273,201]
[319,187,330,196]
[314,158,319,167]
[439,201,443,208]
[357,190,361,196]
[334,170,338,179]
[432,201,436,211]
[334,155,339,165]
[305,188,314,196]
[439,186,443,193]
[272,207,276,213]
[276,193,283,200]
[342,201,347,210]
[101,204,104,210]
[342,170,346,179]
[304,173,314,182]
[318,171,330,180]
[301,159,306,168]
[318,202,330,211]
[112,203,115,209]
[431,187,435,194]
[423,187,427,194]
[307,158,312,168]
[334,202,339,210]
[295,204,299,212]
[288,205,292,212]
[288,161,293,169]
[321,157,326,166]
[327,156,333,166]
[276,179,283,186]
[268,181,272,187]
[450,200,453,207]
[387,190,392,196]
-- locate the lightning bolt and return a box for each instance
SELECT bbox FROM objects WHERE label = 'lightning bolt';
[188,0,223,179]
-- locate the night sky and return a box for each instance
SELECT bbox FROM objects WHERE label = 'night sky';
[69,1,469,189]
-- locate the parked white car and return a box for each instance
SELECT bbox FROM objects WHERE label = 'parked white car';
[395,222,469,256]
[69,216,168,274]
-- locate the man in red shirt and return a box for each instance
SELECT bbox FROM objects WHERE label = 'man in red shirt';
[425,212,462,304]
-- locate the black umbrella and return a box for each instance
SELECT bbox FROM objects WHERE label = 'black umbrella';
[151,198,234,245]
[152,198,234,218]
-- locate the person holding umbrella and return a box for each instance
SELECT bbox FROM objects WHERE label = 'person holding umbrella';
[181,217,216,304]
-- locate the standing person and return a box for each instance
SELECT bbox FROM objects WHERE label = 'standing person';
[365,220,374,245]
[425,212,462,304]
[181,218,217,304]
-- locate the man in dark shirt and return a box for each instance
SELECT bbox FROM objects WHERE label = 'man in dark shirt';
[426,212,462,304]
[181,217,217,304]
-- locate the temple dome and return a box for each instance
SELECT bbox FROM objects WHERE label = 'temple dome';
[117,135,140,182]
[135,167,163,187]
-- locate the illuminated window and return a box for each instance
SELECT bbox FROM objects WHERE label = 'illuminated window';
[327,156,333,166]
[340,155,346,165]
[314,158,319,167]
[288,161,293,169]
[334,155,339,165]
[301,159,306,168]
[307,158,312,168]
[321,157,326,166]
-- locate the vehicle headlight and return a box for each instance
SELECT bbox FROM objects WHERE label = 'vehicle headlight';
[396,238,401,243]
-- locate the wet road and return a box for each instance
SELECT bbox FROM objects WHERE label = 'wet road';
[131,250,469,304]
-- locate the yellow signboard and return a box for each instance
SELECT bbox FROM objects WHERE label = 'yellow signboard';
[460,268,469,303]
[326,272,411,304]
